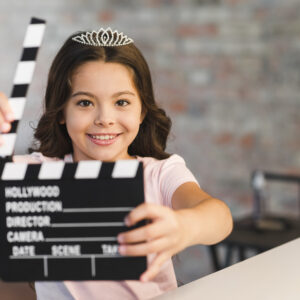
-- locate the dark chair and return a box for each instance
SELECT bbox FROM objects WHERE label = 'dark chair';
[209,171,300,271]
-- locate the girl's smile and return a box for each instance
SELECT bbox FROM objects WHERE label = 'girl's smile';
[87,133,121,145]
[61,60,144,162]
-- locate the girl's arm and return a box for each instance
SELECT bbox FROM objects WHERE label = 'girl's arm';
[172,182,233,246]
[118,182,233,282]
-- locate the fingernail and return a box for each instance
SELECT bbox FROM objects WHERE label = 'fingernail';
[118,246,126,254]
[124,216,130,226]
[1,123,10,132]
[117,234,124,243]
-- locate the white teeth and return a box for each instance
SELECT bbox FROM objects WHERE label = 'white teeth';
[90,135,115,140]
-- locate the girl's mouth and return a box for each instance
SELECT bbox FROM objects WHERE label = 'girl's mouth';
[87,133,120,145]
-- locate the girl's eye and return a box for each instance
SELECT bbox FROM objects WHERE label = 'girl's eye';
[77,99,93,107]
[116,99,129,107]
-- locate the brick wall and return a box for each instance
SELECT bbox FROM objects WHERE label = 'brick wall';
[0,0,299,292]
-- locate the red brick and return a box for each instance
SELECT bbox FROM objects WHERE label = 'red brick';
[215,132,234,145]
[98,11,115,23]
[170,102,187,113]
[239,133,255,149]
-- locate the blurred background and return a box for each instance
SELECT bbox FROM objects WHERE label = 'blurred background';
[0,0,299,299]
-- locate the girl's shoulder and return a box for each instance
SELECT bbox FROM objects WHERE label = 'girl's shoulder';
[13,152,62,163]
[136,154,186,170]
[136,154,198,185]
[137,154,199,207]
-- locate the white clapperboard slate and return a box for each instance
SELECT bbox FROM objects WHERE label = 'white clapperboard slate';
[0,17,146,281]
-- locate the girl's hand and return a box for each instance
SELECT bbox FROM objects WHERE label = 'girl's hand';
[117,203,189,282]
[0,92,14,144]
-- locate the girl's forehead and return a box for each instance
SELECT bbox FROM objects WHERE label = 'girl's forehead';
[72,61,134,82]
[70,61,138,95]
[73,61,132,77]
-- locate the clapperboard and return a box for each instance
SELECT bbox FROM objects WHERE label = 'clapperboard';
[0,18,146,281]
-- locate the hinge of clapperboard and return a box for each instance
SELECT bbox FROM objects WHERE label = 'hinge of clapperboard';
[0,17,46,169]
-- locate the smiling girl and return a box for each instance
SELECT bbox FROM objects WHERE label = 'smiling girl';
[0,28,232,300]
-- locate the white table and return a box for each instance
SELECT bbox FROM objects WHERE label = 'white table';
[154,238,300,300]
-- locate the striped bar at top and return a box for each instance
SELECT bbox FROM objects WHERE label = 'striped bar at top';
[1,160,140,181]
[0,17,46,158]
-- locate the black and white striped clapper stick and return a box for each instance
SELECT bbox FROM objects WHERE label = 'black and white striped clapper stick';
[0,17,46,158]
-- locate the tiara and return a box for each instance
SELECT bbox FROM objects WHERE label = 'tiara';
[72,27,134,47]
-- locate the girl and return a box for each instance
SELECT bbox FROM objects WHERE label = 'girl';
[0,28,233,299]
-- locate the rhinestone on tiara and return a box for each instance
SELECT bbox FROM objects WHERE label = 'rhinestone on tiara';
[72,27,134,47]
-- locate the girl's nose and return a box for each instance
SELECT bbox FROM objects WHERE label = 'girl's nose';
[93,108,115,127]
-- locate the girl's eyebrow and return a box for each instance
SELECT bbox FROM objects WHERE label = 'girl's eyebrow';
[112,91,136,97]
[71,91,136,98]
[71,91,95,98]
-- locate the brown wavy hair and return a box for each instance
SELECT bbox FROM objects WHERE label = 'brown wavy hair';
[33,31,172,160]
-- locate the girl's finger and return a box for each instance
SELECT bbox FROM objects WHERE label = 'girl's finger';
[119,236,170,256]
[0,92,14,122]
[125,203,169,226]
[140,252,169,282]
[118,220,168,244]
[0,113,11,133]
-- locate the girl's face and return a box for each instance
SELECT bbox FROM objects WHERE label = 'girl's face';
[62,60,144,162]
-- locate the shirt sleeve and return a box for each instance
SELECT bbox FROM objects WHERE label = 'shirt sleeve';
[158,154,199,208]
[13,152,60,163]
[13,152,43,163]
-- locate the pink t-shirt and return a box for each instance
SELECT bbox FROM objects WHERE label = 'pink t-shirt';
[14,152,199,300]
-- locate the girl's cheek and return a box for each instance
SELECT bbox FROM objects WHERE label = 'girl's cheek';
[125,111,143,124]
[65,117,79,130]
[67,111,90,127]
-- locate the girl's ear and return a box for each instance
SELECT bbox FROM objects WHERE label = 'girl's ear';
[59,112,65,124]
